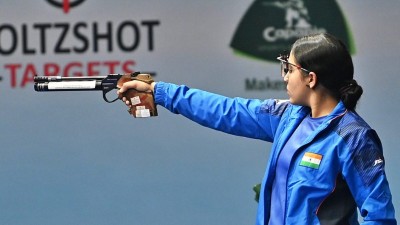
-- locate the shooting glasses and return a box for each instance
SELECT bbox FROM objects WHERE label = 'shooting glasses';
[277,54,311,77]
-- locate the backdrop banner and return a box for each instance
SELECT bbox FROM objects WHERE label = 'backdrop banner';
[1,1,399,224]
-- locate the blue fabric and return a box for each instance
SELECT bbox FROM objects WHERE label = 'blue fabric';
[154,82,397,225]
[269,115,326,225]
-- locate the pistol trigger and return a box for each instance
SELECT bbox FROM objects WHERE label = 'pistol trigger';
[102,89,119,103]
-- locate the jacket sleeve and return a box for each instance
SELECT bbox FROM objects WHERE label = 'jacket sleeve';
[341,128,397,225]
[154,82,289,142]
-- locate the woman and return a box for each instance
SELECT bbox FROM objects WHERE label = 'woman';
[118,33,396,225]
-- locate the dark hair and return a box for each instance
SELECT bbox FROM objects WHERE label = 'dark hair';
[291,33,363,110]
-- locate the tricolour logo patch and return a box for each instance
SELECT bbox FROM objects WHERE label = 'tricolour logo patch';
[300,152,322,169]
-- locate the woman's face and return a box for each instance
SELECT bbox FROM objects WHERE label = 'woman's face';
[283,53,311,106]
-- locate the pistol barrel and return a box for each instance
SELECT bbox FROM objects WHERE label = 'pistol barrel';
[34,80,103,91]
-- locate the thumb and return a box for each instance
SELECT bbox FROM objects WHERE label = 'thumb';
[118,81,138,94]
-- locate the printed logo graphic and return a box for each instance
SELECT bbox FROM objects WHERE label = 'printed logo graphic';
[300,152,322,169]
[373,158,383,166]
[231,0,355,62]
[46,0,85,14]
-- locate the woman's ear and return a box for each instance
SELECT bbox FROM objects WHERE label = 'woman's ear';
[308,72,317,89]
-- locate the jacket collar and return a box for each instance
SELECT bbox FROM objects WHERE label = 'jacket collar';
[289,101,347,123]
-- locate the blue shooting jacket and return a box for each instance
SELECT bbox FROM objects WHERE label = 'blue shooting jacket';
[154,82,396,225]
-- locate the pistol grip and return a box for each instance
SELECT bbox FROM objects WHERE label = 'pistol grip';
[123,89,158,118]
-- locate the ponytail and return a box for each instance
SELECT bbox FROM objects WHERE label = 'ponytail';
[338,79,363,110]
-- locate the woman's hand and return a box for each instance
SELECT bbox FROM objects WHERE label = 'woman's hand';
[117,80,156,106]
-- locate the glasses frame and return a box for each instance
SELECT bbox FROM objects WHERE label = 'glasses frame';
[277,55,311,78]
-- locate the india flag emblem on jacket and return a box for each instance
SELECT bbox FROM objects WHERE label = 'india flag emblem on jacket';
[300,152,323,169]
